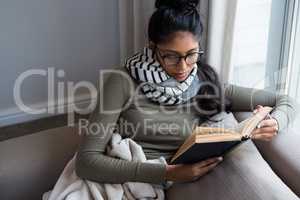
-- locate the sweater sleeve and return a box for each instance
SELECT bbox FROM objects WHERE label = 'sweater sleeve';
[225,84,299,131]
[75,68,166,184]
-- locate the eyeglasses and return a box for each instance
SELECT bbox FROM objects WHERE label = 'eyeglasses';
[156,47,204,67]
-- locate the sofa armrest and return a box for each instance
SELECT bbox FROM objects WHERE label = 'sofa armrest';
[234,111,300,197]
[254,129,300,197]
[0,126,81,200]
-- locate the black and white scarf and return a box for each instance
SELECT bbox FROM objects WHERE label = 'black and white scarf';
[125,47,199,105]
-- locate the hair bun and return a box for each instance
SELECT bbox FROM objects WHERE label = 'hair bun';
[155,0,200,11]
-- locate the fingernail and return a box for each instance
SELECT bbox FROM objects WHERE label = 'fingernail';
[257,124,261,129]
[218,157,223,161]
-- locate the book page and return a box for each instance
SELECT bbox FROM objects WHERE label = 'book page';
[198,107,272,136]
[233,117,253,133]
[239,107,273,137]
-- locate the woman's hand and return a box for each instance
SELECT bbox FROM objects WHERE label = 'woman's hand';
[251,105,279,142]
[165,157,223,182]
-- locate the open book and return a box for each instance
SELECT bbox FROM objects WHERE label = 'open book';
[170,107,273,164]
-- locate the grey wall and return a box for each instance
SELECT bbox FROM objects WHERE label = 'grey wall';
[0,0,120,125]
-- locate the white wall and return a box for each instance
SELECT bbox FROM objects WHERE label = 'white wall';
[0,0,120,126]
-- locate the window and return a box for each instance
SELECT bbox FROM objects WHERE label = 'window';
[230,0,300,129]
[286,0,300,99]
[285,0,300,129]
[229,0,295,92]
[230,0,273,89]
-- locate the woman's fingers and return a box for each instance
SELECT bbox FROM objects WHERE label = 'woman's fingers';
[251,118,278,141]
[252,133,274,141]
[199,162,219,174]
[254,119,279,134]
[252,126,278,134]
[253,105,273,119]
[195,157,222,168]
[258,119,277,128]
[251,107,279,142]
[253,105,263,114]
[192,159,221,179]
[251,124,278,141]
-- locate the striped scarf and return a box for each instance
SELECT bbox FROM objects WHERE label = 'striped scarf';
[125,47,199,105]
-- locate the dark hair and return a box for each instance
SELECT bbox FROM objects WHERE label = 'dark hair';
[148,0,232,119]
[195,62,232,121]
[148,0,203,44]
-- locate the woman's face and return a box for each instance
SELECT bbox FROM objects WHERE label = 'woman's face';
[154,31,200,82]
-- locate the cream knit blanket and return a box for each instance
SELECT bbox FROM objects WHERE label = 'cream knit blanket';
[43,133,171,200]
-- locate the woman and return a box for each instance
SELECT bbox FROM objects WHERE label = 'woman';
[75,0,297,198]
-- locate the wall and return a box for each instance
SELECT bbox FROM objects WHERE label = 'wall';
[0,0,120,126]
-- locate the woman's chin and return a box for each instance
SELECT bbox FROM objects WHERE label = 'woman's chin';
[175,77,187,82]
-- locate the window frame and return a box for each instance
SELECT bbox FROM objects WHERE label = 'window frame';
[265,0,298,93]
[286,0,300,98]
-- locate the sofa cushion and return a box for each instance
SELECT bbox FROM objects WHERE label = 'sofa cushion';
[255,129,300,197]
[234,111,300,196]
[0,126,81,200]
[166,140,298,200]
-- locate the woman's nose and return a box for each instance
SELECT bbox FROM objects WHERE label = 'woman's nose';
[177,58,188,71]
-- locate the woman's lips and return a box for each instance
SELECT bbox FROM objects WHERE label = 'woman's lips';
[174,72,188,80]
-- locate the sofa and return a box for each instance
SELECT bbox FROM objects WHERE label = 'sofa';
[0,112,299,200]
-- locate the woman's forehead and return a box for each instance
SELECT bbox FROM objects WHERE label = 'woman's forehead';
[157,31,200,53]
